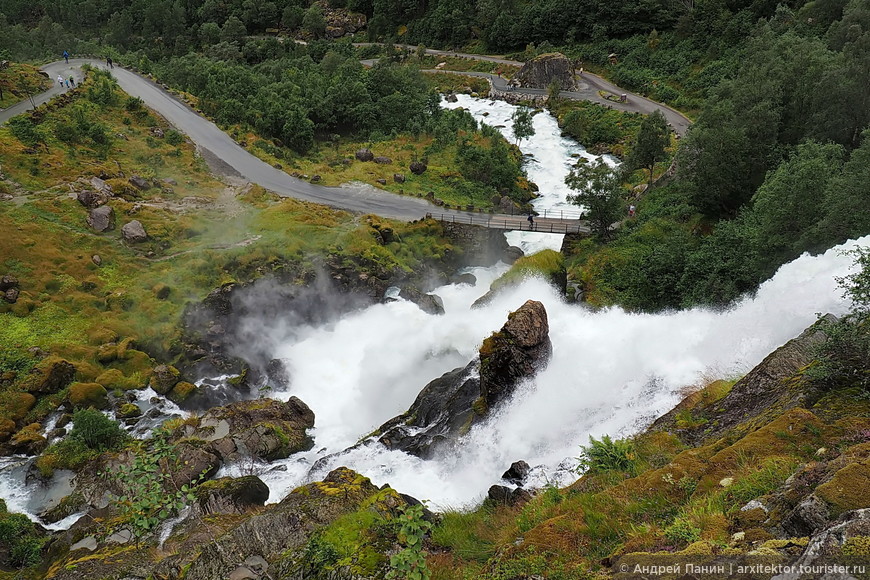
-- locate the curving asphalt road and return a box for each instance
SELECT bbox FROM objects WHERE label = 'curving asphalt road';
[359,43,692,136]
[0,59,588,232]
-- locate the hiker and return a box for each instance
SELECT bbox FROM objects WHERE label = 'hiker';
[107,57,113,69]
[64,79,69,88]
[57,75,65,87]
[63,50,69,64]
[629,205,636,218]
[527,214,535,229]
[69,76,75,87]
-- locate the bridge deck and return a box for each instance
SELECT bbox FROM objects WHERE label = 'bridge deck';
[428,212,591,234]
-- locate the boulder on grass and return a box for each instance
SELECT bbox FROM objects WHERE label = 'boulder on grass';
[87,206,115,232]
[121,220,148,243]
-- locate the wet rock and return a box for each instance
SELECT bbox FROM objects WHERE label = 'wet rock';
[86,206,115,232]
[161,442,221,489]
[502,245,524,264]
[417,293,445,316]
[502,460,531,486]
[194,476,269,516]
[452,272,477,285]
[410,161,427,175]
[513,52,578,90]
[376,301,552,457]
[480,300,551,407]
[191,397,315,462]
[129,175,150,190]
[445,93,458,103]
[121,220,148,243]
[76,189,109,209]
[355,148,374,162]
[68,382,108,409]
[266,359,289,389]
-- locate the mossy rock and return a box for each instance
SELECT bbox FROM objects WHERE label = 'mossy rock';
[676,541,715,556]
[0,419,16,442]
[119,349,153,376]
[95,369,139,390]
[168,381,197,404]
[96,343,119,363]
[149,364,180,395]
[117,403,142,419]
[21,356,76,394]
[9,423,47,454]
[842,535,870,557]
[0,391,37,421]
[815,460,870,513]
[68,382,108,409]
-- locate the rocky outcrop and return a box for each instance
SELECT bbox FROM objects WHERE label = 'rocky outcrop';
[650,315,835,446]
[376,300,552,457]
[410,161,427,175]
[76,189,109,209]
[22,357,76,394]
[513,52,577,90]
[129,175,150,190]
[176,397,315,462]
[479,300,551,407]
[194,476,269,516]
[355,148,374,162]
[440,222,511,267]
[502,460,531,486]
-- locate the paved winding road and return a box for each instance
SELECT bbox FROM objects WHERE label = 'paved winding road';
[360,44,692,136]
[0,59,594,232]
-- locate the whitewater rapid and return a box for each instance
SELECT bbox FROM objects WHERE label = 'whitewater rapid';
[233,235,867,510]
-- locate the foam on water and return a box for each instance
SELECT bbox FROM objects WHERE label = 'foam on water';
[254,237,866,509]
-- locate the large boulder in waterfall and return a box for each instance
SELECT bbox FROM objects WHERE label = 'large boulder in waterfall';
[376,301,552,458]
[513,52,578,91]
[193,476,270,516]
[177,397,315,462]
[479,300,551,408]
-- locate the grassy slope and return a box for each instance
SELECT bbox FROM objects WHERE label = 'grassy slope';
[0,63,51,110]
[0,73,461,428]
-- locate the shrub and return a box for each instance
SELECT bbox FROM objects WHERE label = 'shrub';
[165,130,184,145]
[69,408,128,450]
[664,517,701,546]
[577,434,636,474]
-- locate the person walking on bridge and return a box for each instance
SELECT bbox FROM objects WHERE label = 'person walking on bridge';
[527,214,535,230]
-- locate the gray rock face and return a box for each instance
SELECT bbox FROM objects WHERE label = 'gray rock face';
[89,176,112,194]
[417,293,445,316]
[513,52,578,90]
[355,148,374,162]
[790,508,870,570]
[87,206,115,232]
[782,494,831,537]
[121,220,148,243]
[376,301,552,458]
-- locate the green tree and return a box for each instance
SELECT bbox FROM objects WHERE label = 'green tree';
[511,106,534,145]
[282,106,315,154]
[199,21,220,45]
[221,15,247,45]
[303,5,327,39]
[627,110,670,189]
[282,5,304,29]
[566,159,624,239]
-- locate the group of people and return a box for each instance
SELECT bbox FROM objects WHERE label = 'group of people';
[57,75,76,89]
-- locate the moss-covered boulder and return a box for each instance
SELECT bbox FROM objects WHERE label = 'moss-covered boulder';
[7,423,47,455]
[167,381,197,405]
[0,391,37,421]
[148,364,180,395]
[116,403,142,419]
[185,397,315,462]
[68,382,108,409]
[21,356,76,394]
[95,369,139,391]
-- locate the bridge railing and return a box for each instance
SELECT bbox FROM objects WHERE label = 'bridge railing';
[426,213,586,234]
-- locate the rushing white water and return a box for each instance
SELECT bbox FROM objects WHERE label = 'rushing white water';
[229,236,868,510]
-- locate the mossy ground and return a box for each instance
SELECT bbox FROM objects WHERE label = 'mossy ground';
[0,63,52,109]
[424,376,870,579]
[0,72,461,432]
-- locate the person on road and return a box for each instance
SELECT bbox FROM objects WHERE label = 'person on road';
[63,50,69,64]
[107,57,113,69]
[64,79,69,88]
[57,75,65,87]
[69,76,75,88]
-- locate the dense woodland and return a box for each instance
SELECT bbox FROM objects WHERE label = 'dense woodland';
[1,0,869,312]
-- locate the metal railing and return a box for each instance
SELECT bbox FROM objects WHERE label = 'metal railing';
[425,212,589,234]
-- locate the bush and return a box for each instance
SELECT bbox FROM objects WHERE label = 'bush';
[165,130,184,145]
[577,434,636,474]
[664,517,701,546]
[69,408,128,450]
